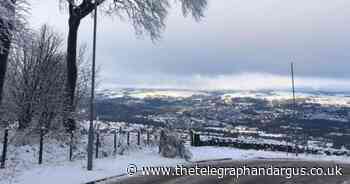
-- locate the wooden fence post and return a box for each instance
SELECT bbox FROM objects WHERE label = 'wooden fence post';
[69,131,74,161]
[137,131,140,146]
[1,128,9,168]
[38,127,44,164]
[127,131,130,146]
[95,133,99,159]
[113,130,117,154]
[147,131,150,145]
[190,130,194,146]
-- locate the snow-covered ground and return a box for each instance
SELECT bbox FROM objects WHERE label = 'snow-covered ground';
[1,144,350,184]
[128,90,208,99]
[222,90,350,107]
[99,88,350,107]
[191,146,350,163]
[8,147,184,184]
[98,89,209,99]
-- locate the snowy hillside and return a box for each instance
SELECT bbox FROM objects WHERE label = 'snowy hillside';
[97,89,209,99]
[98,88,350,107]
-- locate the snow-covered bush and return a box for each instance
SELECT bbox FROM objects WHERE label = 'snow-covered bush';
[159,129,192,161]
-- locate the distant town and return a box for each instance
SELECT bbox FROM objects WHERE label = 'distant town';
[95,89,350,156]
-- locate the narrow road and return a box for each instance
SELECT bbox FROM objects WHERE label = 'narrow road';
[113,160,350,184]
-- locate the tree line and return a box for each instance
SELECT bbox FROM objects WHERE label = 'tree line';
[0,0,208,134]
[1,24,91,134]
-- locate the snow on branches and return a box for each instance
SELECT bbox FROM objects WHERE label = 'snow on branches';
[0,0,29,51]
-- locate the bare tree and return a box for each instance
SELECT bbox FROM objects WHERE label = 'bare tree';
[0,0,28,116]
[33,26,67,131]
[5,24,92,133]
[6,25,65,130]
[59,0,208,130]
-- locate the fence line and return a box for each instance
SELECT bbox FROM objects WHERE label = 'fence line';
[0,127,165,168]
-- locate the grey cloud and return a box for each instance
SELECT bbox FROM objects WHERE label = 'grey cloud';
[29,0,350,90]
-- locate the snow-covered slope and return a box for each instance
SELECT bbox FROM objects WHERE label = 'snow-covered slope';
[98,88,350,106]
[97,89,209,99]
[222,90,350,106]
[128,90,208,99]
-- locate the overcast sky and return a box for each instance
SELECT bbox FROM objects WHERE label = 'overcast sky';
[29,0,350,91]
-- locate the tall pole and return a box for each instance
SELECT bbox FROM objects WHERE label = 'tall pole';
[291,63,296,112]
[291,62,298,156]
[87,0,98,171]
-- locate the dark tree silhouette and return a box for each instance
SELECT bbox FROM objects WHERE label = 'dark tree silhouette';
[60,0,208,130]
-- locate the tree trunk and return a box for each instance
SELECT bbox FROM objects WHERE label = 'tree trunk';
[18,106,32,130]
[64,16,81,131]
[0,20,12,109]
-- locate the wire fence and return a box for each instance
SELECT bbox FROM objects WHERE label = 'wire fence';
[0,126,167,169]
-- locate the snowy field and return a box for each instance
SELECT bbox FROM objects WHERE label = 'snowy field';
[1,144,350,184]
[98,89,209,99]
[191,146,350,163]
[99,88,350,107]
[222,90,350,107]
